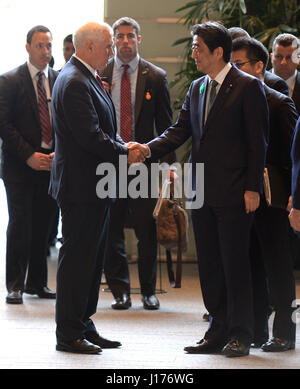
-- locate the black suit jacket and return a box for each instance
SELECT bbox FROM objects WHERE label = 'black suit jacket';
[0,63,58,182]
[264,84,298,194]
[292,71,300,115]
[49,56,128,205]
[264,71,289,96]
[101,57,175,165]
[148,66,269,207]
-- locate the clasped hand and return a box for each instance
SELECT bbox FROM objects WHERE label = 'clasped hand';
[125,142,150,164]
[26,152,54,171]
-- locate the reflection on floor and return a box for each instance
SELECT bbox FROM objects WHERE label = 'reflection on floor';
[0,181,299,369]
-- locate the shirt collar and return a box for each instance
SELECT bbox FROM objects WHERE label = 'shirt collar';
[208,62,232,86]
[74,54,97,78]
[114,53,140,72]
[27,61,49,80]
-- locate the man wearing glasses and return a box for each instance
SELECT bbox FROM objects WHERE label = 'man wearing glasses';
[231,36,298,352]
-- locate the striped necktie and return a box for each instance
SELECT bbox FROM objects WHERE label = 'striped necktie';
[37,71,52,144]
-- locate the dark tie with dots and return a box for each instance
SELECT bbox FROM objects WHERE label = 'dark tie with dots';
[120,64,132,142]
[37,71,52,144]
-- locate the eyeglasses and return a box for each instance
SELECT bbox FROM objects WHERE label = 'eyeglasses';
[233,59,259,69]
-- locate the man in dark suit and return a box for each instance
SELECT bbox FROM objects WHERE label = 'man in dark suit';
[132,21,269,357]
[0,25,58,304]
[49,22,142,354]
[101,17,175,311]
[228,26,289,96]
[290,117,300,230]
[231,37,297,352]
[271,33,300,113]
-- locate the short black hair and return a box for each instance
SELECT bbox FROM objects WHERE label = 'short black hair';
[191,21,232,63]
[63,34,73,44]
[228,27,250,41]
[27,25,51,44]
[112,17,140,36]
[272,33,300,51]
[232,37,269,74]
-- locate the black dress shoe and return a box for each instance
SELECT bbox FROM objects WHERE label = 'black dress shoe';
[86,333,121,349]
[111,293,131,310]
[6,290,23,304]
[184,338,224,354]
[24,286,56,299]
[56,338,101,354]
[222,339,250,357]
[261,337,295,352]
[142,295,160,310]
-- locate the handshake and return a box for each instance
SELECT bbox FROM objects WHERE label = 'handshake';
[125,142,150,164]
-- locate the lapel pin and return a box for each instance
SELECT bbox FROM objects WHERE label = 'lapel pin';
[145,91,151,100]
[200,83,205,94]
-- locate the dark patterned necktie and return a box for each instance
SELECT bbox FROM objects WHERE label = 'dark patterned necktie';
[37,71,52,144]
[207,79,218,115]
[120,64,132,142]
[96,74,105,90]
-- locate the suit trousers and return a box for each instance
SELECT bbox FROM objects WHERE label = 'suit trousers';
[56,201,110,343]
[4,171,57,292]
[191,203,254,345]
[251,201,296,342]
[104,197,157,297]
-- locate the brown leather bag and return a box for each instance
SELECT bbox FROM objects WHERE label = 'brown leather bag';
[154,189,189,288]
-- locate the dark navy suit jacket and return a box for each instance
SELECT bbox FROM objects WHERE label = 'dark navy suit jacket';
[49,56,128,205]
[148,65,269,207]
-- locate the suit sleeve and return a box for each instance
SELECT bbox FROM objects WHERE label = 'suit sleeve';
[61,79,128,165]
[243,78,269,192]
[147,82,193,159]
[0,74,35,162]
[153,72,176,164]
[291,118,300,209]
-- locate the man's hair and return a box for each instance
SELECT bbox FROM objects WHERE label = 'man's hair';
[73,22,112,50]
[112,17,140,36]
[27,25,51,44]
[228,27,250,41]
[63,34,73,45]
[232,37,269,74]
[272,33,300,52]
[191,21,232,63]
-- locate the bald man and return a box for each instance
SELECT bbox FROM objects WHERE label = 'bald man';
[50,22,140,354]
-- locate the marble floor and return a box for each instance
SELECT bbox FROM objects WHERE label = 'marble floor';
[0,180,299,371]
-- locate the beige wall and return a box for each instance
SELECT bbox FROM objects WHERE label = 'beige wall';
[104,0,197,261]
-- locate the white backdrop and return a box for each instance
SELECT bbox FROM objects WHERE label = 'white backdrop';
[0,0,104,74]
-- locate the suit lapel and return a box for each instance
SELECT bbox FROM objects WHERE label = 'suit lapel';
[135,59,148,125]
[292,71,300,112]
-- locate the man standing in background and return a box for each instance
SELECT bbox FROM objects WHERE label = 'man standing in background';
[101,17,175,311]
[0,25,58,304]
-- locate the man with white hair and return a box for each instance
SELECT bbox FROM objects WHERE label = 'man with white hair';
[50,22,140,354]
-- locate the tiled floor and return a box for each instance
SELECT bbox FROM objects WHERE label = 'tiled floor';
[0,180,299,370]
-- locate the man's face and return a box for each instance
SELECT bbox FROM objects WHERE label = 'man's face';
[191,35,217,75]
[271,44,299,80]
[26,31,52,70]
[63,41,75,62]
[91,30,114,72]
[231,49,259,78]
[114,25,141,63]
